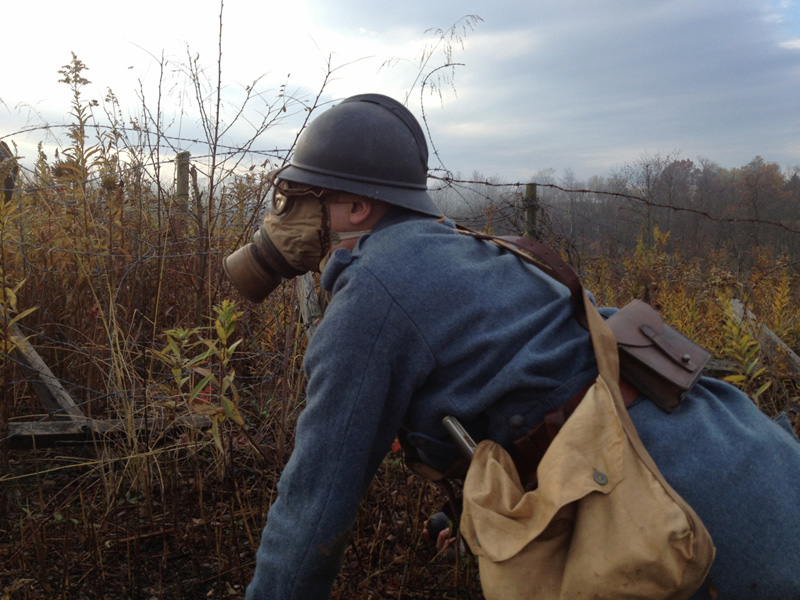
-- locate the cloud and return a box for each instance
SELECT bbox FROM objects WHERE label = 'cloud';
[2,0,799,183]
[420,0,800,178]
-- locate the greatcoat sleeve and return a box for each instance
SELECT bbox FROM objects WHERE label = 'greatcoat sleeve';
[245,267,434,600]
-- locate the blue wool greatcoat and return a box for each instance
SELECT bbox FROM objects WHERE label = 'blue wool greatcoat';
[246,210,800,599]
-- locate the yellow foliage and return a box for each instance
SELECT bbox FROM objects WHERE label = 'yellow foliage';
[720,300,772,407]
[582,227,795,415]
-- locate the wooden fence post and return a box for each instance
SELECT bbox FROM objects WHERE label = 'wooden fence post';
[174,151,190,239]
[730,299,800,372]
[299,273,324,342]
[176,151,190,203]
[1,140,18,204]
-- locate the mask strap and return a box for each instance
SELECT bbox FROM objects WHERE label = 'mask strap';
[330,230,371,244]
[326,195,373,244]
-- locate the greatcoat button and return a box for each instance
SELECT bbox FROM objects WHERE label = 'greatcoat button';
[509,415,525,429]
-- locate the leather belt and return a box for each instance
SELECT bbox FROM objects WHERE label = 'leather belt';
[511,377,642,490]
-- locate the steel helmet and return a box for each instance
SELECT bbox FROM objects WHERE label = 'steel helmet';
[273,93,443,217]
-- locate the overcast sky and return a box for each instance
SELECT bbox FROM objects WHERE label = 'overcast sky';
[2,0,799,183]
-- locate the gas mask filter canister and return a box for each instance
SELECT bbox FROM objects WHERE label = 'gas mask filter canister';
[223,185,369,303]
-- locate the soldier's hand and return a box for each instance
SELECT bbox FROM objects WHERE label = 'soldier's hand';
[423,512,456,551]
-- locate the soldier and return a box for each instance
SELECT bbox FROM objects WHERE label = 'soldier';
[225,93,800,599]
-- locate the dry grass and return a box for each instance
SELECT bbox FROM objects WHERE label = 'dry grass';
[2,58,799,600]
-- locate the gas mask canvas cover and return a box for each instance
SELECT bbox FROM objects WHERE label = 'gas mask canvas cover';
[223,183,367,303]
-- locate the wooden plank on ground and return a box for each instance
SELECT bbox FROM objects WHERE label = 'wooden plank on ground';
[10,322,85,420]
[730,299,800,372]
[6,415,210,449]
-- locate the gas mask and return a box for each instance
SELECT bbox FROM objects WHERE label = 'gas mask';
[223,181,369,302]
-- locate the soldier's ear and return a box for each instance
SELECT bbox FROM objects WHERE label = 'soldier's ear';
[348,198,374,226]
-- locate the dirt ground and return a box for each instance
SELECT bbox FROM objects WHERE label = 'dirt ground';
[0,437,483,600]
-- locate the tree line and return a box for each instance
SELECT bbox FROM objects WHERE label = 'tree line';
[433,152,800,272]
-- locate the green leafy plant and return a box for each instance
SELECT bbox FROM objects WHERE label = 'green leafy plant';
[720,300,771,406]
[152,299,245,452]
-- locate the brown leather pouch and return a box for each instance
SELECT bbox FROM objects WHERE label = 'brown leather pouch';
[607,299,711,412]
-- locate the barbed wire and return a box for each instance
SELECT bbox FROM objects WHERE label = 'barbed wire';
[8,152,276,195]
[432,175,800,236]
[4,123,798,237]
[1,122,294,159]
